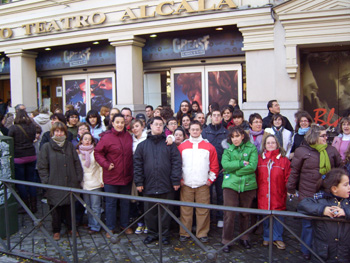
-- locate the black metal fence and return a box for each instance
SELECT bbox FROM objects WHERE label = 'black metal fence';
[0,178,345,263]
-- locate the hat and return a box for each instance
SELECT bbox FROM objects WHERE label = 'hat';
[136,113,146,121]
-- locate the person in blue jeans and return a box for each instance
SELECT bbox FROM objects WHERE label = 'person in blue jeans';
[8,109,38,213]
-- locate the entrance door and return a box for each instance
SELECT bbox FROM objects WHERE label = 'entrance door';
[171,64,242,113]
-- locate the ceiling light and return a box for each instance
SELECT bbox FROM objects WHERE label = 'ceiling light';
[150,34,157,38]
[92,41,100,45]
[45,47,51,51]
[215,27,224,31]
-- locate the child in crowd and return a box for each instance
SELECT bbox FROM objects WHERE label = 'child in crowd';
[298,168,350,262]
[78,132,103,234]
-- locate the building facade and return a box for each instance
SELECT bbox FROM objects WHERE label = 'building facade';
[0,0,349,126]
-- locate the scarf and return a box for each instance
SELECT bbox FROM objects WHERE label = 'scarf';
[309,143,331,175]
[298,127,310,135]
[79,144,94,168]
[52,135,66,147]
[249,129,264,151]
[272,126,284,147]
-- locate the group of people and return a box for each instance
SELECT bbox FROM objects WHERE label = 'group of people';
[4,98,350,262]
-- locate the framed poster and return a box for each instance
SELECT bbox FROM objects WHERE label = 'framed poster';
[171,67,205,113]
[205,65,242,109]
[63,72,116,117]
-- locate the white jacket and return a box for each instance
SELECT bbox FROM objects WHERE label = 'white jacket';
[264,127,292,158]
[79,151,103,190]
[178,136,219,188]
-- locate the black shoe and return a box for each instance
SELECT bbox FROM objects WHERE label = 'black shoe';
[223,246,230,253]
[303,254,311,260]
[144,236,156,244]
[239,240,251,249]
[162,237,170,245]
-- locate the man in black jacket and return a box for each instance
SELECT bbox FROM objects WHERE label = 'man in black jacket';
[134,116,182,245]
[262,100,293,132]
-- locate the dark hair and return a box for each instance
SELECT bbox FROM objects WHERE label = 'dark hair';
[339,117,350,134]
[151,116,163,124]
[221,105,233,115]
[77,132,96,147]
[261,134,286,157]
[145,105,154,111]
[50,121,68,137]
[180,114,191,126]
[35,124,42,134]
[189,120,202,130]
[166,117,177,126]
[295,111,313,131]
[174,127,186,139]
[232,109,244,119]
[270,113,285,127]
[65,110,79,123]
[86,110,102,129]
[248,113,263,125]
[121,107,132,115]
[267,100,277,110]
[316,168,348,194]
[14,109,32,125]
[226,126,249,144]
[191,101,202,113]
[50,113,66,124]
[210,102,220,112]
[160,106,174,121]
[131,119,144,130]
[111,113,125,123]
[176,100,192,121]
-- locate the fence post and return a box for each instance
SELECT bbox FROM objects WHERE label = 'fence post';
[4,183,10,251]
[158,204,163,263]
[268,215,273,263]
[70,192,78,263]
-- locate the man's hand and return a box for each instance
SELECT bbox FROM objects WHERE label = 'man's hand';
[137,186,144,193]
[173,185,180,191]
[165,137,174,145]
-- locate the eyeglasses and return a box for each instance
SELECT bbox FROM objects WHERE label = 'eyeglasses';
[319,134,328,138]
[300,120,309,123]
[168,122,177,126]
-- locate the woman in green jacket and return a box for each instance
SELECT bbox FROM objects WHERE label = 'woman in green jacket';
[221,126,258,253]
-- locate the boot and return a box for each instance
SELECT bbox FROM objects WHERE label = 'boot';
[18,198,30,214]
[30,197,37,213]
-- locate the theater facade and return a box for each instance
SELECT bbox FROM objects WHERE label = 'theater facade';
[0,0,349,126]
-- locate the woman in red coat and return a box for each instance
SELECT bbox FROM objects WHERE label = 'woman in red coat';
[257,134,291,250]
[94,113,133,236]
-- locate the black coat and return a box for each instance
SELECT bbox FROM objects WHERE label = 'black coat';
[39,130,74,150]
[38,139,83,206]
[291,133,305,153]
[133,133,182,195]
[202,123,228,169]
[298,196,350,262]
[262,111,294,132]
[8,123,36,158]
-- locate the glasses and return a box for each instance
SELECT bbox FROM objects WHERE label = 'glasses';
[319,134,328,138]
[168,122,177,126]
[300,120,309,123]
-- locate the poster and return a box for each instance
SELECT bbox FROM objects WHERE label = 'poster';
[89,77,113,112]
[208,70,238,107]
[174,72,203,112]
[65,79,86,116]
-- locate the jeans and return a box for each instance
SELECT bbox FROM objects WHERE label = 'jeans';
[301,219,313,255]
[263,216,284,241]
[14,161,37,199]
[83,188,102,231]
[104,183,131,230]
[210,173,223,221]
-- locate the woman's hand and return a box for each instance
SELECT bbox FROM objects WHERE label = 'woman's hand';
[108,163,114,171]
[323,206,335,218]
[243,161,249,166]
[331,206,345,217]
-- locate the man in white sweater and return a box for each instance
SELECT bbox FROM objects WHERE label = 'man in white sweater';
[178,120,219,243]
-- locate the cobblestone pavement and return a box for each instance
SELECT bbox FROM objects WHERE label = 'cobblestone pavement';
[1,200,320,263]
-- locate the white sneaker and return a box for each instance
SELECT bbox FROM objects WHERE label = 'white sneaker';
[143,227,148,234]
[135,223,144,234]
[217,220,224,228]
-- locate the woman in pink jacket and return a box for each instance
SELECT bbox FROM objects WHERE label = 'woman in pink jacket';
[257,134,291,250]
[332,117,350,161]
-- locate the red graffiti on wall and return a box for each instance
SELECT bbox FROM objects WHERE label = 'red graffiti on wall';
[314,108,341,127]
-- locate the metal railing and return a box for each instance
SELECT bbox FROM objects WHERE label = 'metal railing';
[0,178,346,263]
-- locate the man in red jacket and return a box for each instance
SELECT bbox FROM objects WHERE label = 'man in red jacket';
[178,120,219,243]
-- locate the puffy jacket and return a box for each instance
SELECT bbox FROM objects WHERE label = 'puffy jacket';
[38,139,83,206]
[8,123,37,158]
[94,128,133,186]
[133,133,182,195]
[332,135,350,161]
[298,196,350,263]
[221,141,258,192]
[178,135,219,188]
[79,151,103,191]
[202,123,228,169]
[286,142,342,201]
[257,150,291,210]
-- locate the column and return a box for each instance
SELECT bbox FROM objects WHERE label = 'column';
[110,35,146,114]
[6,50,37,112]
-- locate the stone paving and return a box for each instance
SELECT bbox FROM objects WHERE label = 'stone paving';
[1,200,321,263]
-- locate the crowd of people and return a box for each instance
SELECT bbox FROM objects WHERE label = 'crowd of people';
[2,98,350,262]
